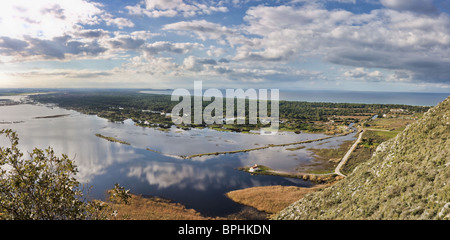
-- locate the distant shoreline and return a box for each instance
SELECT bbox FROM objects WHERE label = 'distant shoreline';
[1,88,447,106]
[140,89,448,106]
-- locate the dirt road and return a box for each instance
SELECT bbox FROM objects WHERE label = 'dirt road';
[335,129,364,177]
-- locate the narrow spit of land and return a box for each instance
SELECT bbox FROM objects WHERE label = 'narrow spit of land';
[95,133,131,145]
[237,164,344,183]
[184,131,354,159]
[34,114,71,119]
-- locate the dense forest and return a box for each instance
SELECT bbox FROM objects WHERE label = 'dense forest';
[29,90,430,133]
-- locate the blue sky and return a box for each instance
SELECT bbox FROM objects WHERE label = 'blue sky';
[0,0,449,92]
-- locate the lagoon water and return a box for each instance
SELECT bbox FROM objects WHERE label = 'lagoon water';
[0,95,357,217]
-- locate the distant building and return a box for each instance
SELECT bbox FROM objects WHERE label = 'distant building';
[390,108,405,113]
[249,164,260,173]
[142,110,161,114]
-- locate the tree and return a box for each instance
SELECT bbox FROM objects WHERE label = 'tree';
[0,129,129,220]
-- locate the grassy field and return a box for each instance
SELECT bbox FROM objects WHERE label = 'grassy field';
[295,140,353,174]
[226,184,330,215]
[107,194,220,220]
[371,130,398,139]
[107,193,271,220]
[341,116,418,175]
[365,117,415,131]
[308,140,353,161]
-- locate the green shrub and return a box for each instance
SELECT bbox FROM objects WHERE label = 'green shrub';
[0,129,128,220]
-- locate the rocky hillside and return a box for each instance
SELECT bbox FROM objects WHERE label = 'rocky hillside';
[274,97,450,220]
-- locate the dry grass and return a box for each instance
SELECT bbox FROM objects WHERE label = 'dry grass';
[367,118,415,131]
[226,184,330,214]
[308,140,353,160]
[108,194,220,220]
[335,115,373,120]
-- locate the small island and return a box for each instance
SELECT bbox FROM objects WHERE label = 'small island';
[34,114,71,119]
[237,164,343,184]
[95,133,130,145]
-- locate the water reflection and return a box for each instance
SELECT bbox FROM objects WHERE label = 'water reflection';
[126,161,227,190]
[88,149,312,216]
[1,95,354,217]
[238,146,314,173]
[99,121,329,157]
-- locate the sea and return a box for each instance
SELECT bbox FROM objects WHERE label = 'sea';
[141,89,449,106]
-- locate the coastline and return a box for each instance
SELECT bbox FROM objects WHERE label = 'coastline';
[0,91,430,219]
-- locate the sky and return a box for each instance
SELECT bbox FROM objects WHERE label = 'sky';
[0,0,449,92]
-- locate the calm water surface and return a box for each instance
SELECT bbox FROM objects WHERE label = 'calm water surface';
[0,95,356,217]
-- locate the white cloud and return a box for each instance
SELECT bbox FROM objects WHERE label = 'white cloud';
[143,41,203,56]
[182,55,219,72]
[126,0,228,18]
[107,34,146,51]
[236,5,353,61]
[0,0,138,62]
[163,20,232,41]
[0,35,108,61]
[124,55,178,76]
[158,3,450,85]
[207,46,227,57]
[8,69,113,79]
[130,31,159,40]
[235,4,450,84]
[74,29,110,39]
[104,16,135,29]
[126,4,179,18]
[1,0,449,89]
[183,55,202,71]
[163,20,255,48]
[380,0,437,14]
[343,67,384,81]
[0,0,104,40]
[386,70,413,82]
